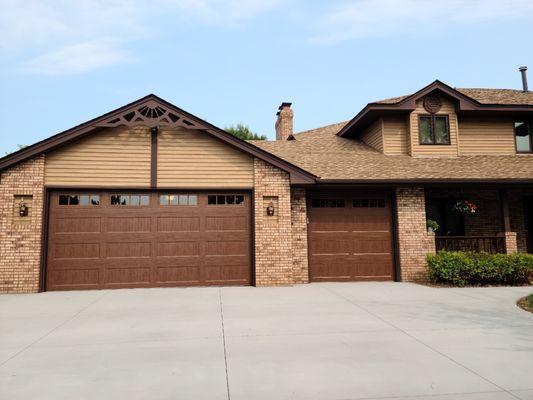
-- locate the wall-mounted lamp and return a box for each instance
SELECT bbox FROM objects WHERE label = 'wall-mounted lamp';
[19,198,28,217]
[266,202,275,216]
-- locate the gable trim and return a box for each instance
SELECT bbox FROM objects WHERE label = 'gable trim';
[338,80,533,138]
[0,94,316,184]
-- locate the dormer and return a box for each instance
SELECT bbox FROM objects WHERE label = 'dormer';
[339,80,533,157]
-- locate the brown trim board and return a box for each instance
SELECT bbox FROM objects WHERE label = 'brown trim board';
[338,80,533,138]
[39,188,50,292]
[150,126,158,188]
[0,94,316,185]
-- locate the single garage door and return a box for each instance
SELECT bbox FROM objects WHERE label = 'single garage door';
[308,191,395,282]
[46,191,252,291]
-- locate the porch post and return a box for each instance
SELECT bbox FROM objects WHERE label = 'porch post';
[499,189,518,254]
[395,186,436,282]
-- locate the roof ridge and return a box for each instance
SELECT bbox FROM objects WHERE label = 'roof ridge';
[457,87,526,91]
[294,120,349,136]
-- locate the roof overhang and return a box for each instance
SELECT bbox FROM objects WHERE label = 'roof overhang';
[317,178,533,185]
[338,80,533,138]
[0,94,316,185]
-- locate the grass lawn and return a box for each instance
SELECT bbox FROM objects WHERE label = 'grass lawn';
[517,293,533,313]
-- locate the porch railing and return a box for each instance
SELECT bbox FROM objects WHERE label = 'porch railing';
[435,236,506,254]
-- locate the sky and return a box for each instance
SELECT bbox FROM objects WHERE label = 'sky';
[1,0,533,153]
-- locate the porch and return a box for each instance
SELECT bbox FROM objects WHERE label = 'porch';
[425,187,533,255]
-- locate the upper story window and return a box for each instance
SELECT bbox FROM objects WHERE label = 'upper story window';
[515,121,532,153]
[419,115,450,145]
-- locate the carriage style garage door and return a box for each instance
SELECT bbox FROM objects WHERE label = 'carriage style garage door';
[308,191,395,282]
[45,191,252,291]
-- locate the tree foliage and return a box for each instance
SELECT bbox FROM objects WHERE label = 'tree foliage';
[4,144,28,156]
[225,124,267,140]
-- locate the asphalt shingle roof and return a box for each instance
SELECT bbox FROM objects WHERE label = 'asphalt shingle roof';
[250,120,533,182]
[375,88,533,105]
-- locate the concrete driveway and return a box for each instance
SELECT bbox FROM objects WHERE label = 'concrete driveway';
[1,282,532,400]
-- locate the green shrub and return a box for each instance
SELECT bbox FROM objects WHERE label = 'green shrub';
[427,251,533,286]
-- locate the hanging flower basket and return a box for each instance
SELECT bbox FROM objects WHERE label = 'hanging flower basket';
[453,200,477,215]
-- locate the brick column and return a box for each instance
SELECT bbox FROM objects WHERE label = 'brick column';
[508,189,528,253]
[0,156,45,293]
[291,188,309,283]
[395,187,435,282]
[500,232,518,254]
[253,158,293,286]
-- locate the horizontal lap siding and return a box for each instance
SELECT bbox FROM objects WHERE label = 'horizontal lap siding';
[383,116,408,155]
[459,117,516,155]
[45,127,151,186]
[157,128,253,188]
[360,118,383,152]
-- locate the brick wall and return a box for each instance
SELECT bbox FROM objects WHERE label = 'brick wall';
[426,189,501,236]
[253,158,294,285]
[0,156,45,293]
[395,187,435,282]
[509,189,533,253]
[291,188,309,283]
[426,188,531,254]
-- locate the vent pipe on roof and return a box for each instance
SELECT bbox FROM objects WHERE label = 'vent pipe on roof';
[519,66,528,92]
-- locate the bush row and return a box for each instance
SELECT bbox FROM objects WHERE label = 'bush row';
[427,251,533,286]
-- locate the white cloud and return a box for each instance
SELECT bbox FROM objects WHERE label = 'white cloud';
[1,0,280,74]
[313,0,533,44]
[22,39,135,75]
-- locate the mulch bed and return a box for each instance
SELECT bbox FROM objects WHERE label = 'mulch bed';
[517,296,533,314]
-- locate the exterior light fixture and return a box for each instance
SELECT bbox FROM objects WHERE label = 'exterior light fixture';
[266,202,275,216]
[19,198,28,217]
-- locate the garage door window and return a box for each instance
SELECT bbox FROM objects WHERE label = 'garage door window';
[160,194,198,206]
[311,199,345,208]
[59,194,100,206]
[353,199,385,208]
[208,194,245,205]
[111,194,149,206]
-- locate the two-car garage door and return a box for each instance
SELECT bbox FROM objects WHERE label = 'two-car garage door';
[45,191,251,291]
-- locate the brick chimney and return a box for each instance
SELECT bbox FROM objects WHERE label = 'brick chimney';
[275,102,293,140]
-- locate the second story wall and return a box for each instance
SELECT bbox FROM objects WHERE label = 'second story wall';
[360,118,383,152]
[376,102,520,157]
[407,96,459,157]
[458,116,516,155]
[382,116,409,155]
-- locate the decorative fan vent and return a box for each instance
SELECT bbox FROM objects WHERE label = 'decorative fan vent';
[139,106,166,119]
[423,95,442,114]
[95,100,202,130]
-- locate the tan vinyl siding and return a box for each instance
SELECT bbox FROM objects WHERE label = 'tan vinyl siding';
[382,116,409,155]
[45,127,151,186]
[360,118,383,152]
[409,97,459,157]
[157,128,253,188]
[459,117,516,155]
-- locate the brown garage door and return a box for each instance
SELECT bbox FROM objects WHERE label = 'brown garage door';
[45,191,252,291]
[308,191,395,282]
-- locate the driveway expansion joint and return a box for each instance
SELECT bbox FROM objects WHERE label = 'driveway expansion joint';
[322,286,523,400]
[0,291,109,369]
[219,288,231,400]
